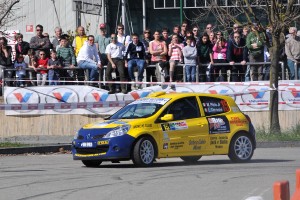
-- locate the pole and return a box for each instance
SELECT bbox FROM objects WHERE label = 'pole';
[76,1,81,27]
[122,0,126,34]
[180,0,183,24]
[143,0,146,30]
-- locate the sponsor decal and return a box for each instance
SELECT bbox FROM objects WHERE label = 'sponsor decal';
[161,121,188,131]
[97,140,109,145]
[189,139,206,150]
[210,136,228,145]
[133,124,153,129]
[205,85,236,100]
[170,142,184,149]
[130,98,170,105]
[281,86,300,108]
[75,153,106,157]
[163,143,168,149]
[163,132,170,142]
[207,116,230,134]
[229,117,247,126]
[241,87,269,109]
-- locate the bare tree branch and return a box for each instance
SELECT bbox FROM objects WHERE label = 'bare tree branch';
[0,0,20,28]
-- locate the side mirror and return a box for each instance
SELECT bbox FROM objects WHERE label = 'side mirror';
[160,114,174,122]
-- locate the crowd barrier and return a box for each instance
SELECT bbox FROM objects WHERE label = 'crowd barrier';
[1,61,297,95]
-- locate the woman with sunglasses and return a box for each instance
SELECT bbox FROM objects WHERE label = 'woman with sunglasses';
[212,31,228,82]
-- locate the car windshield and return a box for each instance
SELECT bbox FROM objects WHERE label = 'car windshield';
[110,98,170,119]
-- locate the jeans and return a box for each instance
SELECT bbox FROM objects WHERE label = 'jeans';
[185,65,196,82]
[127,59,145,81]
[78,60,99,81]
[48,70,59,85]
[37,73,47,86]
[287,59,300,80]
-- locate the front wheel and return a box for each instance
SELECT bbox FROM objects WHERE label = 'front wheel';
[82,160,102,167]
[132,137,156,167]
[228,133,254,163]
[180,156,202,163]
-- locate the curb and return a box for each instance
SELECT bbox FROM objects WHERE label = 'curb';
[0,142,300,155]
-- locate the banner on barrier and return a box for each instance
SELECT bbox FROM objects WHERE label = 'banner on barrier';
[3,81,300,115]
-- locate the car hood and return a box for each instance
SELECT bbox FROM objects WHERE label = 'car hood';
[82,119,137,129]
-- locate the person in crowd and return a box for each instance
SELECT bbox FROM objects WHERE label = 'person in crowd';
[95,23,110,66]
[27,49,38,86]
[242,25,251,81]
[205,24,213,35]
[285,27,300,80]
[47,50,62,85]
[0,37,13,86]
[183,37,197,82]
[124,33,146,90]
[197,33,213,82]
[105,33,127,94]
[242,25,250,39]
[29,24,51,57]
[168,34,184,82]
[72,26,87,57]
[212,31,228,82]
[229,24,241,40]
[14,54,27,87]
[149,30,168,82]
[227,32,248,82]
[180,21,188,42]
[183,30,196,47]
[192,26,200,44]
[77,35,102,84]
[36,50,48,86]
[15,33,30,59]
[52,27,62,50]
[116,23,131,46]
[170,25,184,43]
[246,23,267,81]
[57,36,76,83]
[209,32,216,45]
[161,27,171,47]
[141,28,155,82]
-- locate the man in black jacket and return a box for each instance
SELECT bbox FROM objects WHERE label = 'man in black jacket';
[124,33,146,89]
[15,33,30,58]
[0,37,13,86]
[227,32,248,82]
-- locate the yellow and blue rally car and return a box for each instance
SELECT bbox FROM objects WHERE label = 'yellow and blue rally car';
[72,92,256,167]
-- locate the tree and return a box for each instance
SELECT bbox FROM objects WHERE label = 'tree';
[0,0,20,30]
[192,0,300,134]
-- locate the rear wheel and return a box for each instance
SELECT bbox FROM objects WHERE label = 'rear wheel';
[132,137,155,167]
[228,133,254,163]
[180,156,202,163]
[82,160,102,167]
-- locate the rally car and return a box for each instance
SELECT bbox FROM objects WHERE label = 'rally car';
[72,91,256,167]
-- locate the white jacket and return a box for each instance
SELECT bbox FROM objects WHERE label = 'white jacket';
[76,41,101,65]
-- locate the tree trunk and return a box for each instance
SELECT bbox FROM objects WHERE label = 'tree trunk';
[269,36,281,134]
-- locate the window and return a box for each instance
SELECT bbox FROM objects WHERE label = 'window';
[160,97,200,121]
[200,97,230,116]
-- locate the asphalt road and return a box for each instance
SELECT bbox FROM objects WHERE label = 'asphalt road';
[0,148,299,200]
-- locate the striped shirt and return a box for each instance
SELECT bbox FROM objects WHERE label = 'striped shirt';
[169,43,184,61]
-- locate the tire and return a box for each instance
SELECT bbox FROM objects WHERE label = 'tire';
[228,133,254,163]
[82,160,102,167]
[132,137,156,167]
[180,156,202,163]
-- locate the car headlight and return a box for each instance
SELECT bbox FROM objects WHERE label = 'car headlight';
[103,125,131,138]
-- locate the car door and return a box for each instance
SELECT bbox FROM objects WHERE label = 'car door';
[156,96,209,157]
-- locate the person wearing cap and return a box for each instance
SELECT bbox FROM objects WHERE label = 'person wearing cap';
[246,23,267,81]
[95,23,110,66]
[285,27,300,80]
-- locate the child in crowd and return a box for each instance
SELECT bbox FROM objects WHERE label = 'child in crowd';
[47,50,62,85]
[36,50,48,86]
[14,55,27,87]
[183,37,197,82]
[57,36,76,83]
[27,49,38,86]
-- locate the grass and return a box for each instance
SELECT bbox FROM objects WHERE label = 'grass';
[256,123,300,142]
[0,142,31,148]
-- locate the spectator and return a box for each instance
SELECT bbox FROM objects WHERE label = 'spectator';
[168,34,184,82]
[95,23,110,66]
[77,35,102,83]
[27,49,38,86]
[184,30,196,47]
[242,25,251,81]
[47,50,62,85]
[197,33,213,82]
[285,27,300,80]
[180,21,188,41]
[0,37,13,86]
[57,36,76,82]
[15,33,30,59]
[227,32,248,82]
[36,50,48,86]
[183,37,197,82]
[116,23,131,46]
[105,33,127,94]
[72,26,87,57]
[229,24,241,41]
[14,54,27,87]
[209,32,216,45]
[142,28,155,82]
[149,30,168,82]
[212,31,228,82]
[246,23,267,81]
[242,25,250,40]
[29,24,51,57]
[170,25,184,43]
[161,27,171,47]
[205,24,213,35]
[52,27,62,50]
[124,33,146,90]
[192,26,200,44]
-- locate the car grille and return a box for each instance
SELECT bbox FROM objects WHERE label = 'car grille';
[77,135,84,140]
[75,146,109,154]
[92,134,104,139]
